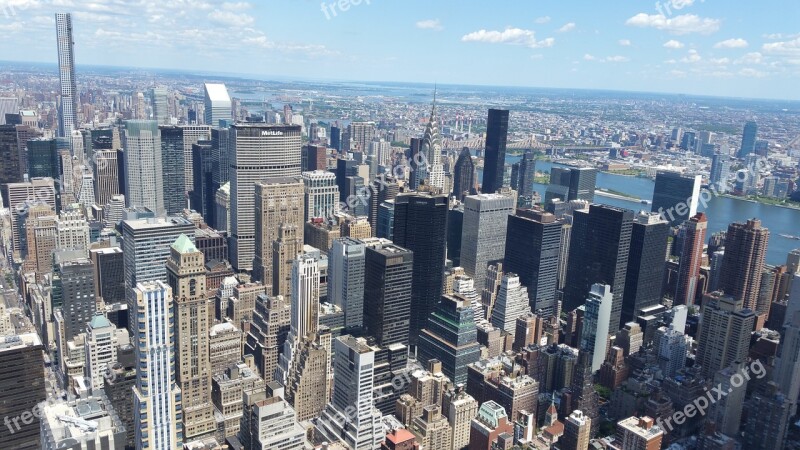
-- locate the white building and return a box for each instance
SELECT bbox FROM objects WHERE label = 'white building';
[84,313,124,393]
[581,283,613,372]
[490,274,530,333]
[203,83,232,127]
[122,120,164,215]
[302,170,339,221]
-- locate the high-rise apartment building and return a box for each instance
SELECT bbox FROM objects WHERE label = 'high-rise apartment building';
[581,284,613,372]
[481,109,509,194]
[719,219,770,313]
[83,313,119,394]
[695,291,756,378]
[710,152,732,193]
[393,192,448,344]
[738,120,757,158]
[230,124,302,272]
[614,416,663,450]
[490,274,530,334]
[328,237,366,331]
[460,193,514,292]
[56,13,78,138]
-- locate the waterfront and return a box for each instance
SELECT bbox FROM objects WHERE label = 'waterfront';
[508,157,800,265]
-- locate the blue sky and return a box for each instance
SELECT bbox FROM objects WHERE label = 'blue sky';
[0,0,798,99]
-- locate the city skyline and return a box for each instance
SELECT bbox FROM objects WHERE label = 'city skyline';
[0,1,796,100]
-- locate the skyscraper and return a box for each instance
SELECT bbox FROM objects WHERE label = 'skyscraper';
[316,335,385,449]
[738,120,757,158]
[0,333,46,449]
[719,219,770,312]
[190,140,215,222]
[253,176,304,287]
[121,216,196,335]
[651,171,702,226]
[418,294,482,385]
[363,239,414,347]
[503,209,562,317]
[0,125,24,190]
[132,282,183,450]
[92,149,120,207]
[165,235,215,439]
[460,193,514,292]
[559,410,592,450]
[481,109,509,194]
[564,204,633,331]
[622,212,669,325]
[514,150,536,197]
[27,138,59,180]
[581,284,613,372]
[675,213,708,306]
[302,170,339,221]
[159,125,187,215]
[181,125,212,189]
[489,274,530,334]
[696,291,756,378]
[123,120,164,215]
[710,152,732,193]
[230,124,302,272]
[567,168,598,203]
[452,147,476,201]
[328,237,366,331]
[203,83,232,127]
[53,252,96,342]
[393,192,449,344]
[56,13,78,138]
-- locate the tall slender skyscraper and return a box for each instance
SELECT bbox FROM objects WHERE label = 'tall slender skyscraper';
[165,235,215,440]
[230,124,302,272]
[363,239,414,347]
[710,152,732,193]
[159,126,186,215]
[123,120,164,215]
[622,212,669,324]
[564,204,633,331]
[132,282,183,450]
[150,86,169,124]
[392,192,448,345]
[328,237,366,331]
[696,292,755,378]
[253,176,304,287]
[739,120,757,158]
[503,209,562,317]
[651,171,702,226]
[56,13,78,138]
[675,213,708,306]
[203,83,232,127]
[719,219,770,313]
[460,193,514,292]
[481,109,509,194]
[581,284,613,372]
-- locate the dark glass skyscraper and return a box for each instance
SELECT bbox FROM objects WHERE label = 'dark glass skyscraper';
[738,120,757,158]
[330,125,341,153]
[545,167,597,204]
[564,204,633,331]
[621,212,669,324]
[0,125,23,194]
[417,294,482,385]
[191,140,214,223]
[27,138,59,179]
[160,126,187,215]
[651,171,701,226]
[392,192,448,345]
[336,158,358,203]
[503,209,562,317]
[447,205,464,267]
[452,147,475,201]
[516,150,537,197]
[364,241,414,347]
[481,109,509,194]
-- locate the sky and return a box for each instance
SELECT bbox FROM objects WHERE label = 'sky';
[0,0,799,100]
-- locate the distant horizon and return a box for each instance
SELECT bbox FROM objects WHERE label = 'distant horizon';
[2,59,800,105]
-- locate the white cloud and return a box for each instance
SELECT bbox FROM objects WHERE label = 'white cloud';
[530,54,543,60]
[221,1,251,10]
[557,22,576,33]
[670,69,687,77]
[735,52,763,65]
[618,39,632,46]
[208,10,254,27]
[663,39,685,49]
[625,13,721,35]
[605,55,630,63]
[461,27,555,48]
[583,54,596,61]
[416,19,443,31]
[762,36,800,56]
[714,38,748,49]
[584,54,629,63]
[534,16,551,24]
[708,57,730,66]
[681,49,702,63]
[762,33,800,40]
[739,68,768,78]
[670,0,695,9]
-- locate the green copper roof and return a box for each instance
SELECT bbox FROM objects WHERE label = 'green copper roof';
[172,234,198,253]
[89,313,112,329]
